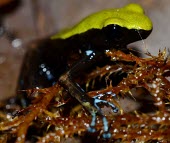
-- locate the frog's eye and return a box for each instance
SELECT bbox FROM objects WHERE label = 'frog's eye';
[104,24,124,42]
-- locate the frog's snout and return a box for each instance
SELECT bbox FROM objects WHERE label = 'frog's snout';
[137,28,152,40]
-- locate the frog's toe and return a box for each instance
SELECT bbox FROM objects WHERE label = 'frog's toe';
[88,126,96,133]
[102,132,111,139]
[93,98,118,113]
[112,105,119,113]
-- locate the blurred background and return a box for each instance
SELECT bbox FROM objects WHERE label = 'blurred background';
[0,0,169,101]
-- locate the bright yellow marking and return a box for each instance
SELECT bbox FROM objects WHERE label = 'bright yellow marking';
[51,3,152,39]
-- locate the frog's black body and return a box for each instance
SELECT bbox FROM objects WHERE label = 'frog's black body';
[18,25,151,90]
[17,24,152,138]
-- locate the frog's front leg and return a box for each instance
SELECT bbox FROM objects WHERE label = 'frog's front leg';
[58,52,118,138]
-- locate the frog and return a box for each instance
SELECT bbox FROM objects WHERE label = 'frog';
[17,3,152,138]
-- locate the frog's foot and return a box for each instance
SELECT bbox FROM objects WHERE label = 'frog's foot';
[93,95,118,113]
[88,94,118,138]
[88,109,113,138]
[88,115,111,138]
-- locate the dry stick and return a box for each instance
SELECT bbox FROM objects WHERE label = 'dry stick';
[15,85,60,143]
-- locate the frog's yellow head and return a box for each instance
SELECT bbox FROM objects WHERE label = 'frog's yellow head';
[52,3,152,40]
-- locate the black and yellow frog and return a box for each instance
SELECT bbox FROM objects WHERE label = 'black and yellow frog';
[18,3,152,138]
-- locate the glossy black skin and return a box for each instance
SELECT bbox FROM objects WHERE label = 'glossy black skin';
[17,24,152,106]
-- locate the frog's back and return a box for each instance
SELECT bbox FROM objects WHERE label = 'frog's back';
[52,3,152,40]
[16,3,153,107]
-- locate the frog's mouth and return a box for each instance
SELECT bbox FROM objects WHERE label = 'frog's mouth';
[130,28,152,43]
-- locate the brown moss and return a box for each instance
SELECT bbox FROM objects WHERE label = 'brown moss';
[0,49,170,142]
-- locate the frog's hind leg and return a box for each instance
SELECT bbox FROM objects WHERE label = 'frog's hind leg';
[91,95,118,138]
[88,110,112,138]
[58,52,118,138]
[59,71,118,138]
